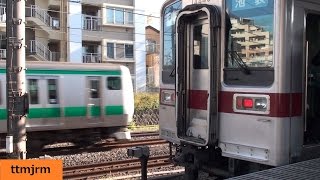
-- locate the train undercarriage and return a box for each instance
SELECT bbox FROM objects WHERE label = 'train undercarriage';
[0,126,130,154]
[171,143,273,179]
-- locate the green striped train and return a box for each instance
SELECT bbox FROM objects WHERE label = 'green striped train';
[0,61,134,149]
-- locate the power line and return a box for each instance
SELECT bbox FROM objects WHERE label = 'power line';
[23,25,171,44]
[22,3,160,19]
[25,24,157,37]
[28,35,159,62]
[30,34,150,54]
[24,26,163,46]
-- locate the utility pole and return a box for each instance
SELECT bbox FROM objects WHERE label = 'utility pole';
[6,0,28,159]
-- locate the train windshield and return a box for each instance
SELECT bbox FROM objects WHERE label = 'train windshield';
[162,0,182,84]
[225,0,274,68]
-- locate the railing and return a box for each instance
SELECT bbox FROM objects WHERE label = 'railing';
[82,53,102,63]
[51,52,60,61]
[0,33,5,40]
[0,49,6,59]
[82,15,101,31]
[29,5,60,29]
[30,40,60,61]
[146,44,158,54]
[0,6,5,23]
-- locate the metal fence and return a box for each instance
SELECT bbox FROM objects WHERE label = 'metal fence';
[29,5,60,29]
[82,15,101,31]
[82,53,102,63]
[30,40,60,61]
[133,108,159,126]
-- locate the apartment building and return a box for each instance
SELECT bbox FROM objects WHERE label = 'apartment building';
[145,25,159,91]
[0,0,146,91]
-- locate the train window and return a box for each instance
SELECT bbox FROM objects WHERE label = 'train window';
[28,79,39,104]
[226,0,274,68]
[224,0,275,86]
[161,0,182,84]
[47,79,58,104]
[90,80,100,98]
[107,77,122,90]
[193,24,209,69]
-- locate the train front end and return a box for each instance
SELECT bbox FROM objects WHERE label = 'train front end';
[159,0,308,177]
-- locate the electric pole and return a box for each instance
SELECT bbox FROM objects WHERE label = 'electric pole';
[6,0,28,159]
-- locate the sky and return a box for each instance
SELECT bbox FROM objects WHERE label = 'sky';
[143,0,167,29]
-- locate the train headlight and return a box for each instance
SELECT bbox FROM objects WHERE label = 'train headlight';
[255,98,268,110]
[160,89,175,106]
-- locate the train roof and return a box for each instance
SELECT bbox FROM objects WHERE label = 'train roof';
[0,61,129,76]
[0,61,124,70]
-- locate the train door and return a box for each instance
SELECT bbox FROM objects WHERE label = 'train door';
[86,77,102,121]
[304,12,320,145]
[175,5,220,146]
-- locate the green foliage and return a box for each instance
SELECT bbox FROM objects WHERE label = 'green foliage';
[134,93,159,111]
[128,121,137,130]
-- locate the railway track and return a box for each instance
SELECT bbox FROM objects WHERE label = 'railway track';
[0,131,163,158]
[131,131,159,137]
[29,131,162,157]
[32,139,167,157]
[63,155,172,180]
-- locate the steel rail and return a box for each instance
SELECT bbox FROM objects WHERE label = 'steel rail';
[63,155,171,180]
[131,131,159,137]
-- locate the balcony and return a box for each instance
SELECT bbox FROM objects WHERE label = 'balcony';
[83,53,102,63]
[82,15,103,41]
[26,5,60,39]
[83,15,101,31]
[29,40,60,61]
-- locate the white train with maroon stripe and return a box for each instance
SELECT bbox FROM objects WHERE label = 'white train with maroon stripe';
[159,0,320,178]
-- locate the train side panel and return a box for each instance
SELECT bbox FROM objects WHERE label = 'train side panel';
[0,63,133,134]
[0,73,6,133]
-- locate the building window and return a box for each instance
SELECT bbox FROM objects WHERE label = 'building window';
[125,44,133,58]
[48,79,58,104]
[126,10,133,24]
[107,77,122,90]
[107,9,114,23]
[107,42,134,60]
[146,39,157,53]
[106,7,133,25]
[115,8,124,24]
[107,43,114,58]
[116,43,125,59]
[28,79,39,104]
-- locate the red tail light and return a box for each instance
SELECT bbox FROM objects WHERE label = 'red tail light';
[243,98,253,108]
[234,94,270,114]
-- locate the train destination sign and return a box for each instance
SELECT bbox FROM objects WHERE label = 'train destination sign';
[232,0,268,11]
